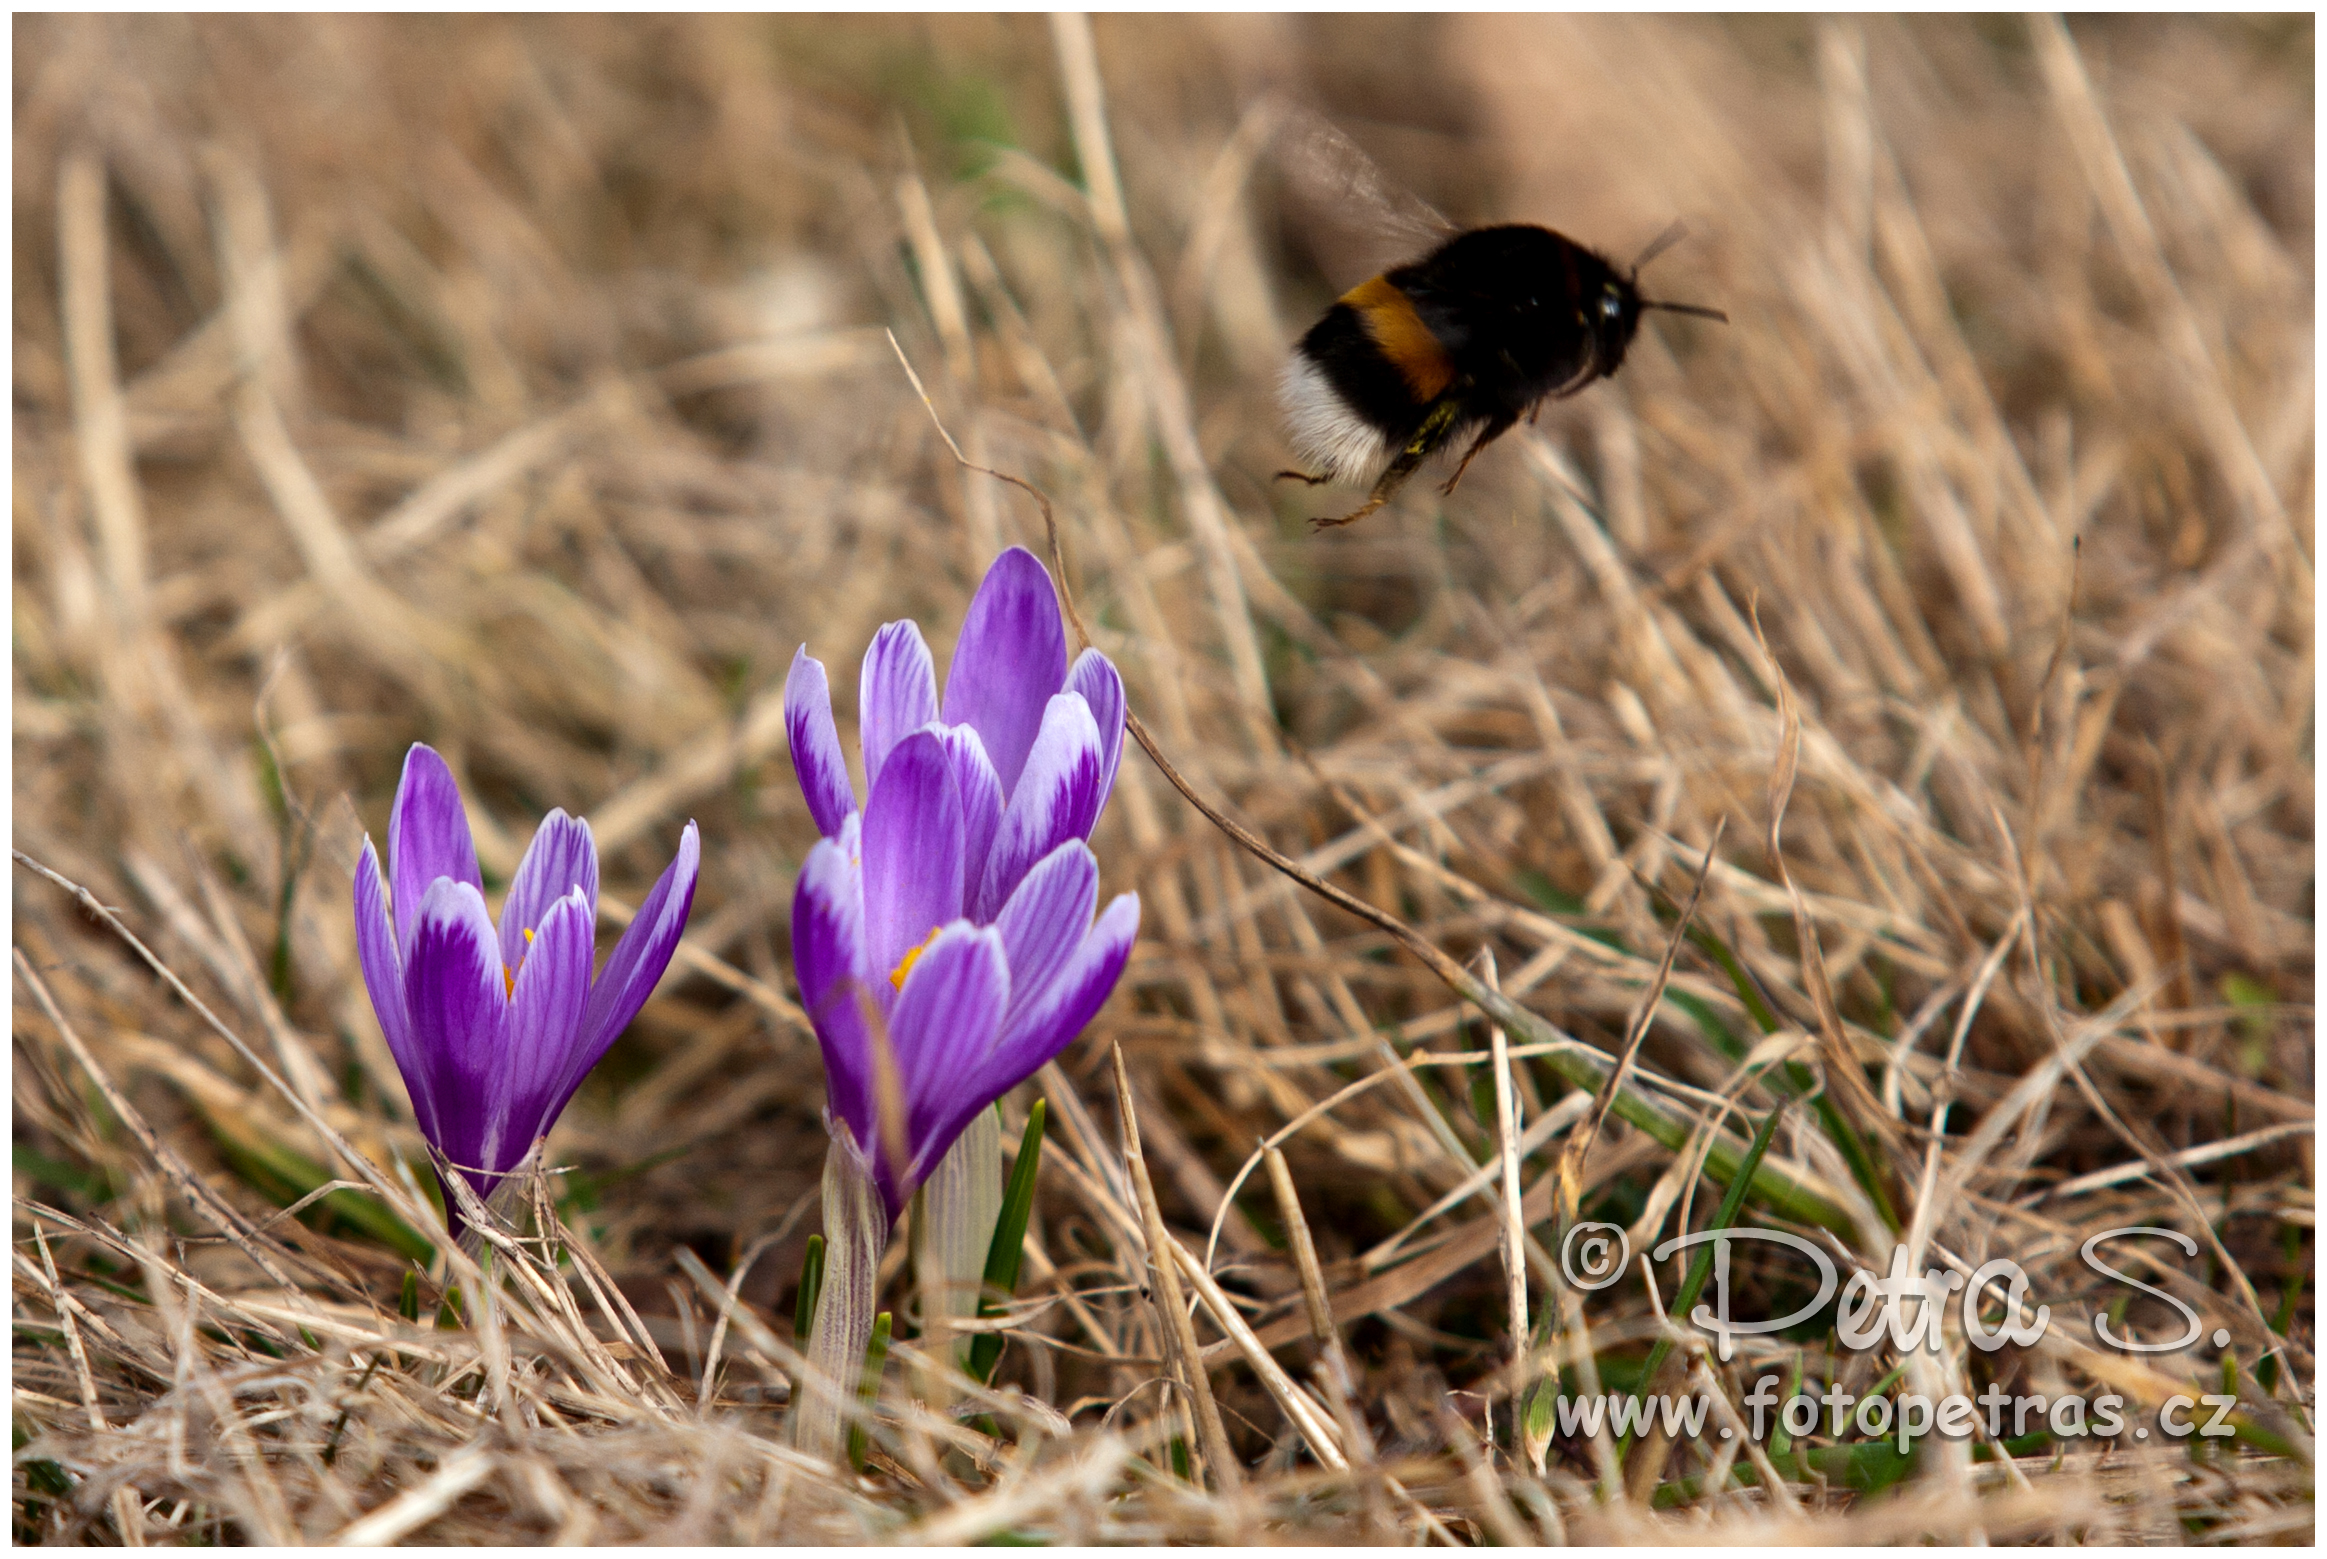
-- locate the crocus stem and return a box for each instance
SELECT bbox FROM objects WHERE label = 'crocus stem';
[793,1134,888,1460]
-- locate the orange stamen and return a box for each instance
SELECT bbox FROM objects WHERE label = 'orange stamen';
[505,926,538,997]
[888,926,943,992]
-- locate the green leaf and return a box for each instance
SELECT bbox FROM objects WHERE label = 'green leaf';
[967,1101,1045,1386]
[1666,986,1747,1062]
[193,1102,435,1263]
[1511,870,1623,948]
[847,1310,892,1472]
[1520,1374,1560,1474]
[322,1354,384,1467]
[796,1234,826,1346]
[13,1144,113,1204]
[2223,973,2275,1076]
[1683,920,1782,1038]
[558,1141,694,1216]
[1769,1355,1802,1459]
[1651,1434,1963,1507]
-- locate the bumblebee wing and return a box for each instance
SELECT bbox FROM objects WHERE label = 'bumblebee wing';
[1271,106,1454,283]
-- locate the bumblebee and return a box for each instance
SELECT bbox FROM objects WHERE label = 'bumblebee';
[1278,223,1726,527]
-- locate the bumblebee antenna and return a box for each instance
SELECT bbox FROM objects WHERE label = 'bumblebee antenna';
[1630,219,1691,275]
[1640,299,1729,324]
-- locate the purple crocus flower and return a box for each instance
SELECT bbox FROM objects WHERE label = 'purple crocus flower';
[353,743,699,1236]
[785,547,1140,1221]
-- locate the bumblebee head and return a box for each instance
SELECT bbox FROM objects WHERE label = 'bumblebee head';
[1626,222,1729,352]
[1591,278,1645,369]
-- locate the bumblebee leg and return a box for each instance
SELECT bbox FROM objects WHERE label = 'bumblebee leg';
[1439,413,1517,496]
[1317,446,1428,528]
[1315,397,1463,528]
[1274,468,1332,486]
[1313,478,1401,528]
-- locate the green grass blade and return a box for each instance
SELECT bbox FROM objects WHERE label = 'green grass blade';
[1686,918,1899,1233]
[1620,1103,1787,1465]
[967,1101,1046,1385]
[1468,981,1855,1238]
[1499,881,1892,1237]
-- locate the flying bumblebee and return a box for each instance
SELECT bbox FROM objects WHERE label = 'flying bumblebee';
[1278,221,1728,527]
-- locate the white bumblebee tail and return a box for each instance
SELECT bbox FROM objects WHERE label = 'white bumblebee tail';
[1278,352,1390,483]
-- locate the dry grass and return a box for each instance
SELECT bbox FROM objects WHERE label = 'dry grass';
[11,14,2314,1544]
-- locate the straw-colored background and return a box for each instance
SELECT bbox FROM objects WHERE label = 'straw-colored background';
[13,14,2313,1543]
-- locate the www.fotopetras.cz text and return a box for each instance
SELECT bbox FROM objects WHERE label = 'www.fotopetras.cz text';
[1547,1378,2240,1454]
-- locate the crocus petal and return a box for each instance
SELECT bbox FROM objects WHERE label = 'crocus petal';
[497,810,598,965]
[941,546,1067,798]
[565,822,700,1114]
[354,839,425,1135]
[861,730,965,983]
[1067,648,1126,813]
[933,723,1004,911]
[387,744,483,957]
[974,693,1103,921]
[974,892,1140,1103]
[993,841,1099,1036]
[401,876,506,1187]
[885,922,1009,1200]
[500,887,595,1166]
[792,819,876,1148]
[786,648,859,839]
[859,620,939,794]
